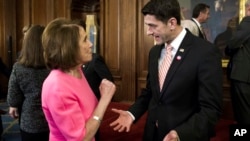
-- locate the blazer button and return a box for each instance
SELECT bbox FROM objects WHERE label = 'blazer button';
[155,120,158,128]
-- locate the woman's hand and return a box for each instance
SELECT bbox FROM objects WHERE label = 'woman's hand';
[9,107,19,119]
[99,79,116,101]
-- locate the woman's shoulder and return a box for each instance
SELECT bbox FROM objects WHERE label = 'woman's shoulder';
[13,62,49,73]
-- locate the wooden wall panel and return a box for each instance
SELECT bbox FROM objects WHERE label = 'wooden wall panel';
[118,0,137,101]
[22,0,31,25]
[45,0,71,22]
[102,0,119,72]
[15,0,71,58]
[102,0,120,101]
[45,0,54,22]
[0,0,4,60]
[16,0,29,56]
[0,0,5,95]
[30,0,71,26]
[0,0,16,96]
[31,0,47,25]
[136,0,154,97]
[102,0,137,101]
[2,0,16,67]
[54,0,71,19]
[0,0,71,97]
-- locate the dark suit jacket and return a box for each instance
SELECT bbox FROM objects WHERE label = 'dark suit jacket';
[128,30,222,141]
[226,16,250,83]
[82,53,114,100]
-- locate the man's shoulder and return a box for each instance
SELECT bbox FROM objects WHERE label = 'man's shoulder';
[181,19,196,26]
[242,16,250,21]
[239,16,250,30]
[181,19,198,33]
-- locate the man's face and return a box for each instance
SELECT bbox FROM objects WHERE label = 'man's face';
[246,3,250,16]
[200,8,210,23]
[144,15,173,45]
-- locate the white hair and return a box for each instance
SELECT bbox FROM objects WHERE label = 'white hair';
[246,0,250,6]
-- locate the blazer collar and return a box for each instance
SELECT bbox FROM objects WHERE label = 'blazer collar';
[159,30,194,98]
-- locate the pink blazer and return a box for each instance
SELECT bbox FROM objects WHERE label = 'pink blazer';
[42,69,98,141]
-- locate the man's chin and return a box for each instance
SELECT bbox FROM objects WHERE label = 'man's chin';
[154,40,164,45]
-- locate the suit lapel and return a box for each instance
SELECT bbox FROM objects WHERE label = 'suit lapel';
[149,44,164,98]
[160,31,194,98]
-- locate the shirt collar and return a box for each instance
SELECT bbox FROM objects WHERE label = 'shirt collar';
[166,28,186,52]
[192,18,201,27]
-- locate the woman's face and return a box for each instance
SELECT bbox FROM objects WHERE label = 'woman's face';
[78,27,93,64]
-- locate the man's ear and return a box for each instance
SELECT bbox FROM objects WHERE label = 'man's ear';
[168,17,177,30]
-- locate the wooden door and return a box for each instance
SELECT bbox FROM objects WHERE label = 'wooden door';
[100,0,153,102]
[0,0,71,98]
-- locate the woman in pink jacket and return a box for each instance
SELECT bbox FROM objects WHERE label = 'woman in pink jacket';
[41,18,116,141]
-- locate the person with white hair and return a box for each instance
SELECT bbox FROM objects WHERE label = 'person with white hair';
[246,0,250,16]
[225,0,250,125]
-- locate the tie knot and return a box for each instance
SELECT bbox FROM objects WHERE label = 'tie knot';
[165,44,173,51]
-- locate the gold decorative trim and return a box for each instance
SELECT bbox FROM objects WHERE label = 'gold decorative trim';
[222,59,229,68]
[86,14,98,53]
[239,0,246,22]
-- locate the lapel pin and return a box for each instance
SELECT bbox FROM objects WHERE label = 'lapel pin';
[176,56,182,60]
[179,48,184,52]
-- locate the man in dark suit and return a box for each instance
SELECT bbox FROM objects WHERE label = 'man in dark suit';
[110,0,222,141]
[225,1,250,124]
[82,53,114,100]
[182,3,210,40]
[191,3,210,39]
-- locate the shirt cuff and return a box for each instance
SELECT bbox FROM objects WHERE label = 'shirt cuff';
[126,111,135,121]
